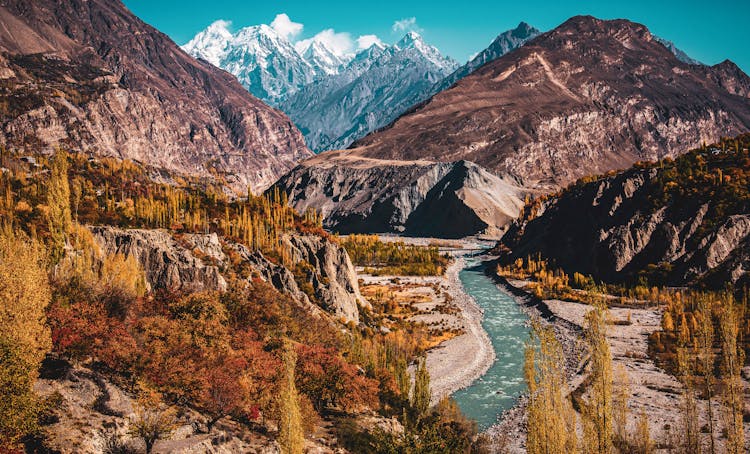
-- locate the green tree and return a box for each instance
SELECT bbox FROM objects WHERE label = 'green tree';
[411,356,431,418]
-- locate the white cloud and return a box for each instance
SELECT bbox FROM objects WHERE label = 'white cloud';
[270,13,303,40]
[295,29,355,57]
[356,34,383,50]
[392,17,423,34]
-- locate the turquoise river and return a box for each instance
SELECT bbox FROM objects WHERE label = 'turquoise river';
[451,256,530,430]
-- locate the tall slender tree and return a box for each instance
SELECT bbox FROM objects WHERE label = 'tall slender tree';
[718,297,745,454]
[0,227,51,448]
[278,340,304,454]
[525,320,578,454]
[412,356,431,418]
[695,295,715,454]
[46,152,72,262]
[582,301,613,454]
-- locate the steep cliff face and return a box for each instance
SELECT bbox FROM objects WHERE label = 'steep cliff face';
[90,226,365,322]
[0,0,312,193]
[499,142,750,287]
[348,16,750,191]
[282,234,367,322]
[90,227,228,293]
[272,155,526,238]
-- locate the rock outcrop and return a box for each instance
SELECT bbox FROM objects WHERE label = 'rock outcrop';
[271,157,526,238]
[0,0,312,193]
[90,227,228,293]
[498,152,750,287]
[35,361,291,453]
[90,226,365,323]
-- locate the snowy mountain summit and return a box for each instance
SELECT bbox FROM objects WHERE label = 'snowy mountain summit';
[184,21,458,150]
[184,20,344,104]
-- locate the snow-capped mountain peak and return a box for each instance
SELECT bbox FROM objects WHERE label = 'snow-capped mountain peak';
[182,20,233,66]
[394,32,458,72]
[300,39,349,75]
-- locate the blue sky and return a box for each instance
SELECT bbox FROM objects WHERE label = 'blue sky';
[123,0,749,72]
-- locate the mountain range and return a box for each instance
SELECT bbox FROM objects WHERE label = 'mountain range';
[184,18,715,155]
[0,0,311,193]
[274,16,750,237]
[280,31,459,152]
[184,22,460,151]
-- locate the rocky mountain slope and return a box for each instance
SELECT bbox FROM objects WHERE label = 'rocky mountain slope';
[0,0,312,193]
[349,16,750,190]
[280,32,459,152]
[273,16,750,237]
[272,153,526,238]
[498,135,750,288]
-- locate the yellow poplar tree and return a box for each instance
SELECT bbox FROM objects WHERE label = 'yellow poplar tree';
[278,340,304,454]
[525,320,578,454]
[582,301,613,454]
[0,227,52,447]
[719,298,745,454]
[46,151,72,262]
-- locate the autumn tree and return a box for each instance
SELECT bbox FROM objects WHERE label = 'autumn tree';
[695,295,715,454]
[612,364,630,450]
[0,227,51,448]
[718,298,745,454]
[199,355,251,431]
[525,320,578,454]
[278,340,304,454]
[677,333,700,453]
[411,356,431,418]
[47,151,72,262]
[582,301,613,454]
[633,410,654,454]
[128,385,176,454]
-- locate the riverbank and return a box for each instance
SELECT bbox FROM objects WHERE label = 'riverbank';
[356,241,497,404]
[486,276,750,453]
[483,276,586,452]
[426,256,495,402]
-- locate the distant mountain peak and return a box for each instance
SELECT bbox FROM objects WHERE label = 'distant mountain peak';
[429,22,540,96]
[302,39,349,75]
[183,20,233,66]
[654,36,702,65]
[512,21,536,36]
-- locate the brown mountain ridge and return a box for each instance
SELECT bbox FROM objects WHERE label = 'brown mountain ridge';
[348,15,750,189]
[0,0,312,193]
